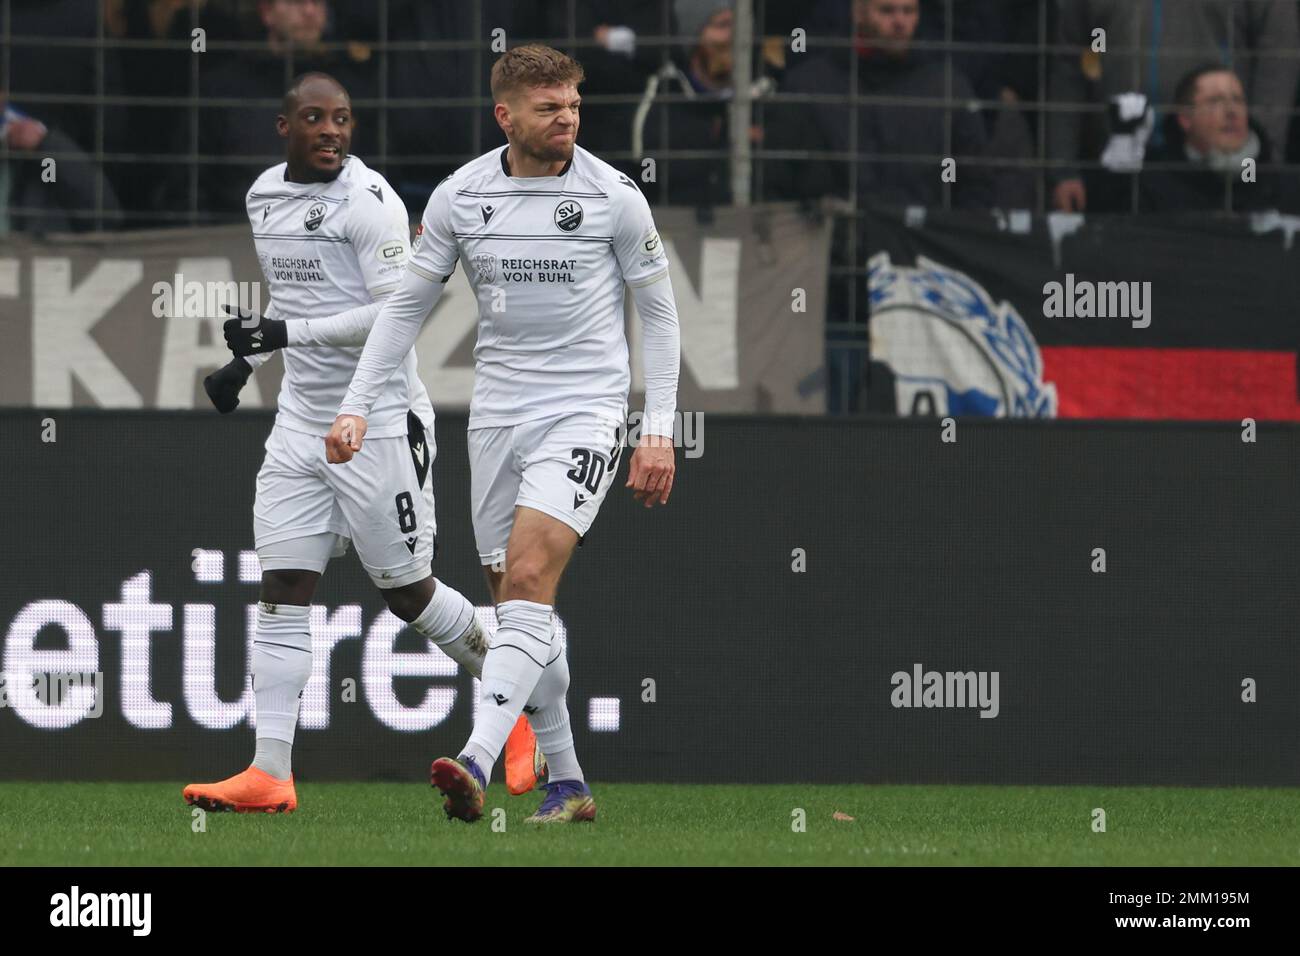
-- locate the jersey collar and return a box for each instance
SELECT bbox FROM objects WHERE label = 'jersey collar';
[500,145,573,179]
[282,155,350,186]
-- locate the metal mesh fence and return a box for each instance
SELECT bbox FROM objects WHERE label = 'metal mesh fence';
[5,0,1299,411]
[8,1,1300,224]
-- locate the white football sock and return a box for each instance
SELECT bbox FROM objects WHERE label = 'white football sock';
[526,636,583,783]
[409,578,483,678]
[253,738,292,781]
[462,599,553,780]
[251,602,312,780]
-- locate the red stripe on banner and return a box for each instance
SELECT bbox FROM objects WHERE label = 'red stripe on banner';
[1042,347,1300,420]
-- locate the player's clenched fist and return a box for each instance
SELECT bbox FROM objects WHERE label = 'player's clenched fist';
[223,305,287,356]
[203,357,252,414]
[325,414,367,463]
[625,433,675,508]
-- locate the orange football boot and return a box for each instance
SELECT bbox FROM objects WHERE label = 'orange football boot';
[504,715,548,795]
[183,766,297,813]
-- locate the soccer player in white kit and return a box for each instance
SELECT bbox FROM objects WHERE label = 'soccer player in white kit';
[184,73,540,813]
[319,46,681,823]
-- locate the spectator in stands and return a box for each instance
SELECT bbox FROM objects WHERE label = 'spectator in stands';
[800,0,1042,109]
[0,96,121,234]
[194,0,376,218]
[104,0,242,227]
[773,0,1039,203]
[371,1,487,208]
[935,0,1042,210]
[546,1,677,170]
[581,0,672,92]
[1047,0,1298,212]
[1133,66,1300,214]
[636,5,762,206]
[765,0,993,416]
[8,0,119,157]
[362,1,548,208]
[763,0,991,208]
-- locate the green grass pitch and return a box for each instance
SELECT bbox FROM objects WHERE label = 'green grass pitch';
[2,783,1297,866]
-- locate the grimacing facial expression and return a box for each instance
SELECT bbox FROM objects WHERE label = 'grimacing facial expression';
[502,84,580,163]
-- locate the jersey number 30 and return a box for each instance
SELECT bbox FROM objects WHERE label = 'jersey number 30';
[567,448,607,494]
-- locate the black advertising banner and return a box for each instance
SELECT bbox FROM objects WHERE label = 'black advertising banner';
[3,411,1298,786]
[862,204,1300,420]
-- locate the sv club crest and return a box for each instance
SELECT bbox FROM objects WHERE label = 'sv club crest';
[554,199,583,232]
[304,202,327,232]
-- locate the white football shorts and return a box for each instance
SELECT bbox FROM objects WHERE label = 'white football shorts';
[253,410,437,588]
[468,412,626,568]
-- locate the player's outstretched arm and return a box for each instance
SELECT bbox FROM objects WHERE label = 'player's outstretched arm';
[223,300,387,356]
[612,179,681,507]
[327,181,458,464]
[625,272,681,507]
[338,264,445,416]
[325,263,446,463]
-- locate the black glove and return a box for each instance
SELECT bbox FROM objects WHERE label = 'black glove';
[223,304,287,356]
[203,356,253,414]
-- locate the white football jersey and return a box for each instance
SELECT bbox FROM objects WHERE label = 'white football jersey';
[247,155,433,437]
[408,143,670,429]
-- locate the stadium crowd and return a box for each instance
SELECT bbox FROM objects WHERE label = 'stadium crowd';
[4,0,1300,231]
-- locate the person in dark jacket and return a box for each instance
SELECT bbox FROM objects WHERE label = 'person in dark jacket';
[562,0,673,166]
[1,99,122,234]
[763,0,991,209]
[636,6,745,206]
[765,0,994,414]
[194,0,376,219]
[1137,65,1300,214]
[1047,0,1298,212]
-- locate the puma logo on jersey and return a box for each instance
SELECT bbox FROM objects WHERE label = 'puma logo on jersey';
[367,185,383,203]
[481,204,495,224]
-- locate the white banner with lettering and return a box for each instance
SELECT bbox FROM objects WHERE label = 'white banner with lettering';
[0,204,829,414]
